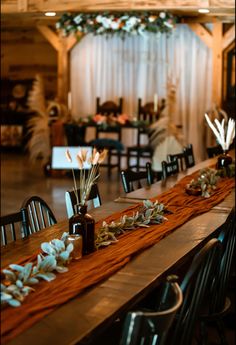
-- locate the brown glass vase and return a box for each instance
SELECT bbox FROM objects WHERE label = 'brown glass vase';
[216,151,232,170]
[69,204,95,255]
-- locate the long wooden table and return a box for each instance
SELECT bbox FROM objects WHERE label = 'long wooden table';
[1,155,235,345]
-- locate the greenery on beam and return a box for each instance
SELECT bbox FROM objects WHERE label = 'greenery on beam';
[56,11,178,39]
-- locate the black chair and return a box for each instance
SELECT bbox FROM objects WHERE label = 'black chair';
[94,98,124,176]
[0,208,29,245]
[64,123,87,146]
[120,275,183,345]
[21,196,57,233]
[127,98,166,171]
[65,183,102,218]
[120,162,154,193]
[199,207,235,345]
[183,144,195,168]
[167,152,186,171]
[206,145,224,158]
[161,159,179,180]
[170,238,221,345]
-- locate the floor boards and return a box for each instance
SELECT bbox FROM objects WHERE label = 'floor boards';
[1,152,124,220]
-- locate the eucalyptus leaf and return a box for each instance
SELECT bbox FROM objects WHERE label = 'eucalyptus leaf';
[16,280,23,288]
[41,242,56,255]
[35,272,56,282]
[27,277,39,284]
[8,299,21,307]
[55,266,69,273]
[2,269,16,281]
[51,239,65,252]
[9,264,24,272]
[1,292,13,301]
[39,255,57,272]
[66,243,74,254]
[59,251,70,262]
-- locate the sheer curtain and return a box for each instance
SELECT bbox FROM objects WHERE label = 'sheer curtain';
[70,24,212,162]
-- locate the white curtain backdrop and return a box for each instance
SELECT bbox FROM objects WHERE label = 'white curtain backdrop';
[70,24,212,162]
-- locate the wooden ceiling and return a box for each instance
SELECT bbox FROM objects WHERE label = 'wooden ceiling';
[1,0,235,28]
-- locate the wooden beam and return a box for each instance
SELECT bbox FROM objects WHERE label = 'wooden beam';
[58,37,69,104]
[212,22,223,106]
[18,0,28,12]
[1,0,235,13]
[187,23,212,48]
[66,34,81,51]
[222,24,235,51]
[37,25,60,51]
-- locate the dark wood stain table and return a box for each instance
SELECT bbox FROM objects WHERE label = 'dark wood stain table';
[1,155,234,345]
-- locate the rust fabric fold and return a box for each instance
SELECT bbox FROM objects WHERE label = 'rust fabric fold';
[1,173,235,343]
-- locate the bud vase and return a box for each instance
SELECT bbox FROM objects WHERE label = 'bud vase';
[69,204,95,255]
[216,151,232,170]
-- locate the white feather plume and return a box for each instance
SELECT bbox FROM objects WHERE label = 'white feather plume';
[26,75,50,164]
[205,114,235,151]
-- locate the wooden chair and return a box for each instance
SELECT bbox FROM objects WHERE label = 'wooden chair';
[65,183,102,218]
[21,196,57,233]
[199,207,235,345]
[94,98,124,176]
[127,98,166,170]
[1,208,29,246]
[206,145,224,158]
[96,97,123,117]
[120,162,154,193]
[170,238,222,345]
[161,159,179,180]
[120,275,183,345]
[127,99,158,170]
[183,144,195,168]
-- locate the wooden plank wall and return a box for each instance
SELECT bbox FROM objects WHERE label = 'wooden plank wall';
[1,28,57,99]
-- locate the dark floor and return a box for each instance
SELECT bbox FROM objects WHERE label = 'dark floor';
[1,151,124,221]
[1,151,235,345]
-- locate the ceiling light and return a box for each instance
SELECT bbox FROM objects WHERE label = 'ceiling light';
[198,8,210,14]
[45,12,56,17]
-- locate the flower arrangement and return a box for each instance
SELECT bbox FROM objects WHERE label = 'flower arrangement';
[66,148,107,205]
[95,199,167,248]
[1,233,73,307]
[204,114,235,151]
[186,168,220,198]
[56,11,177,38]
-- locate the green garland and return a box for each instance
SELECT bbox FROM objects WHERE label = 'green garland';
[56,11,178,38]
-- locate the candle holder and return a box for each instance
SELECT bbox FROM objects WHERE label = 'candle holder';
[66,234,83,260]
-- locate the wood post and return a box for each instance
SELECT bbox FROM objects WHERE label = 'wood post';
[37,25,78,104]
[188,23,235,107]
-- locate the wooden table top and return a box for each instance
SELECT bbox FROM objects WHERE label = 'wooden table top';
[2,154,235,345]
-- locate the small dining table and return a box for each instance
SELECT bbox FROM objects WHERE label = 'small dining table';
[1,154,235,345]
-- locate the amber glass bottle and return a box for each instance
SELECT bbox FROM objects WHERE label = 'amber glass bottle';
[69,204,95,255]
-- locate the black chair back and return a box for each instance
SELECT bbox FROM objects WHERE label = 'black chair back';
[64,123,87,146]
[0,208,29,245]
[170,238,221,345]
[198,208,235,344]
[206,145,224,158]
[96,97,123,116]
[65,183,102,218]
[161,159,179,180]
[209,207,235,313]
[167,153,185,171]
[183,144,195,168]
[120,275,183,345]
[121,162,154,193]
[21,196,57,233]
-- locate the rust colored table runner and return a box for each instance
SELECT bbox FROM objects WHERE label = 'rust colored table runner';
[1,171,235,343]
